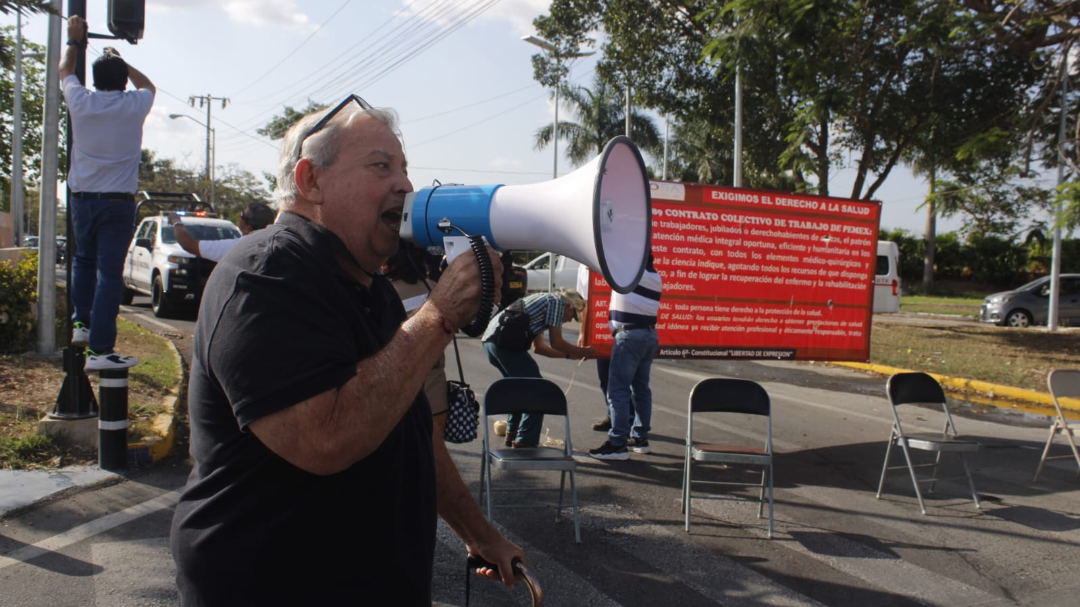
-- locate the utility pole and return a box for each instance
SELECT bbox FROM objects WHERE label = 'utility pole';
[188,94,229,187]
[12,12,26,247]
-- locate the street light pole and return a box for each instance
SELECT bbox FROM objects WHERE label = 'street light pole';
[169,114,216,207]
[12,12,25,246]
[523,35,595,292]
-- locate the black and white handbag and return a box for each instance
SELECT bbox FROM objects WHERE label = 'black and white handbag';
[444,334,479,444]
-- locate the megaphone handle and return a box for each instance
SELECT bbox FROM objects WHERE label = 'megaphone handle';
[458,234,496,338]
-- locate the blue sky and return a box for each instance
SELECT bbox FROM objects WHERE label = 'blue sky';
[5,0,1029,236]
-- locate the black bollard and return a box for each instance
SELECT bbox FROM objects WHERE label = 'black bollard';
[98,368,129,470]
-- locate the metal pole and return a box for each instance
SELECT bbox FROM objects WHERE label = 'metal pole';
[1049,50,1068,331]
[37,0,64,356]
[98,368,129,470]
[204,95,212,183]
[210,128,216,208]
[552,80,559,180]
[550,59,559,293]
[625,84,631,138]
[734,65,744,188]
[50,0,97,419]
[12,12,25,246]
[662,117,669,180]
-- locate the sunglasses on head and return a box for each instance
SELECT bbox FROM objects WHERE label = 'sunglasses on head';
[295,94,373,161]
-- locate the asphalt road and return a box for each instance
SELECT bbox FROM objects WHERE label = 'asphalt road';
[2,302,1079,606]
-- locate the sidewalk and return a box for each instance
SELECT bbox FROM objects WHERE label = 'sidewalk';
[1,335,1067,519]
[1,338,184,519]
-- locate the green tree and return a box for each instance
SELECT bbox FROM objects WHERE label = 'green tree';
[0,1,57,69]
[532,73,661,167]
[257,100,328,141]
[138,149,272,222]
[0,27,64,236]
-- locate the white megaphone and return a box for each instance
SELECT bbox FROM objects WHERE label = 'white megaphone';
[400,136,652,295]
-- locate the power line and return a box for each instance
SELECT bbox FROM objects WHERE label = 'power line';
[228,0,357,98]
[228,0,464,130]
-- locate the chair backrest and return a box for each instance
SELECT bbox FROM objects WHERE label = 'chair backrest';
[484,377,568,417]
[887,372,945,407]
[689,378,770,417]
[1048,369,1080,402]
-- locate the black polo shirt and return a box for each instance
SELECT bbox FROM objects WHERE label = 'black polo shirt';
[170,212,436,606]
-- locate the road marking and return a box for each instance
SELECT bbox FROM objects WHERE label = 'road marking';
[121,306,175,332]
[0,490,180,571]
[689,492,1005,606]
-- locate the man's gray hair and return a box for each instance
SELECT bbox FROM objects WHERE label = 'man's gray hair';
[276,104,401,209]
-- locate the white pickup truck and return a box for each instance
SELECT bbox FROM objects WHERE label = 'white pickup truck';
[522,252,583,292]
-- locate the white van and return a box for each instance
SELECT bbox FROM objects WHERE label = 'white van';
[873,240,901,313]
[522,252,582,292]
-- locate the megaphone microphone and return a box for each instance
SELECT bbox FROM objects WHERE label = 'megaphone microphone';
[401,136,652,334]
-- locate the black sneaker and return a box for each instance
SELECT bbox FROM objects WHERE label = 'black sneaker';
[592,417,612,432]
[627,437,651,454]
[589,441,629,461]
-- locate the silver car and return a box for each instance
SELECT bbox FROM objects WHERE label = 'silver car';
[979,274,1080,328]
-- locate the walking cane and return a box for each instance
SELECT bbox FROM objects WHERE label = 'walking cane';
[465,553,543,607]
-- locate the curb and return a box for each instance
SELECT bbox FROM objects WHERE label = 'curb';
[125,338,183,464]
[832,361,1080,413]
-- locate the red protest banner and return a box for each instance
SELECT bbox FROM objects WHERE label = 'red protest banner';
[582,182,881,362]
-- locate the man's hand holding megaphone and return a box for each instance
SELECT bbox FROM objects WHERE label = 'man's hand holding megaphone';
[427,245,503,331]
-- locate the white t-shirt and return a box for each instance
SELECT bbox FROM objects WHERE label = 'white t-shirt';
[197,239,240,263]
[62,75,154,193]
[577,263,591,297]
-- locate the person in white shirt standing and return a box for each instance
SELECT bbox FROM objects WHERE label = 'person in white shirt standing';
[590,254,663,461]
[168,203,275,262]
[60,15,154,371]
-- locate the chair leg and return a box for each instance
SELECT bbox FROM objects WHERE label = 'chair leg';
[684,458,693,532]
[898,440,928,515]
[757,467,766,519]
[767,462,774,539]
[569,469,581,543]
[478,452,486,508]
[484,455,494,521]
[877,436,895,499]
[1033,426,1056,482]
[927,451,943,494]
[959,452,981,510]
[556,470,566,523]
[1065,427,1080,477]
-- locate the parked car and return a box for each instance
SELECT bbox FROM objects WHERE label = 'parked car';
[55,236,67,267]
[122,194,241,317]
[522,252,582,292]
[979,274,1080,328]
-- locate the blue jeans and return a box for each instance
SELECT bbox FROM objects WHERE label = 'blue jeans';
[606,328,657,446]
[71,196,136,353]
[482,341,544,446]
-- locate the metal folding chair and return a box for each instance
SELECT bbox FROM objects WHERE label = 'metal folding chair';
[681,378,774,538]
[877,372,981,514]
[478,377,581,543]
[1033,369,1080,482]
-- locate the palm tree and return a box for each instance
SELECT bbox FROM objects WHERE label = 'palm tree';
[533,73,661,168]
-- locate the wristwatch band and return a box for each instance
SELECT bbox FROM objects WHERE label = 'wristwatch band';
[66,39,83,46]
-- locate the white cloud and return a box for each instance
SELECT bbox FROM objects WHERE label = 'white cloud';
[488,157,524,171]
[398,0,549,37]
[223,0,314,31]
[483,0,550,36]
[148,0,314,30]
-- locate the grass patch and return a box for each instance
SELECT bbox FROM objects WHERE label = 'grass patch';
[0,317,180,469]
[870,321,1080,393]
[901,295,985,317]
